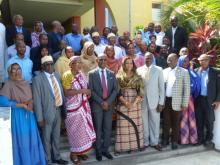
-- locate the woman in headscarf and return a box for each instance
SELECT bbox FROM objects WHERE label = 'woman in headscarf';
[115,57,144,154]
[61,56,96,165]
[0,63,46,165]
[80,41,97,78]
[54,46,74,77]
[31,21,46,48]
[178,55,200,145]
[104,45,121,74]
[124,42,145,68]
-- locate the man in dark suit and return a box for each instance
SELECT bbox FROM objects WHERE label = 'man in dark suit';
[6,14,31,47]
[195,54,220,147]
[88,53,117,161]
[32,55,68,165]
[165,16,188,54]
[48,20,63,53]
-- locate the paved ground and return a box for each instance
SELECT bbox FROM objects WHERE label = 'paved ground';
[138,150,220,165]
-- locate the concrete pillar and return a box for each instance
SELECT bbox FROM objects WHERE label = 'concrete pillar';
[94,0,105,34]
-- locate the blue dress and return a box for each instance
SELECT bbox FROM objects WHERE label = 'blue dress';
[0,96,46,165]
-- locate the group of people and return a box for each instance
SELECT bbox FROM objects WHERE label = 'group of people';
[0,14,220,165]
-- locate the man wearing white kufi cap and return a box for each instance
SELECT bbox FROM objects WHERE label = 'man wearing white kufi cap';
[107,32,124,60]
[32,55,68,165]
[92,32,106,56]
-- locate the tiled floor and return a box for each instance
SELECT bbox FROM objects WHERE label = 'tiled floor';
[139,150,220,165]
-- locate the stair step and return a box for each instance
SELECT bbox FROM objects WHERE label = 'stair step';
[60,145,208,165]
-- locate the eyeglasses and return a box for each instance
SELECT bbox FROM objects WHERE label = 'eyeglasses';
[99,59,107,61]
[11,67,21,73]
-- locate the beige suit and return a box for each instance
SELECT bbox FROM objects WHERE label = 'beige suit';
[137,65,165,146]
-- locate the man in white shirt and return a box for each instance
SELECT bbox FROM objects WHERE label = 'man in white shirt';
[6,33,30,62]
[92,32,106,56]
[162,53,190,150]
[107,33,124,60]
[155,24,165,47]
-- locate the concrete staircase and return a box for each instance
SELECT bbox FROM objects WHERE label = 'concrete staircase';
[59,135,209,165]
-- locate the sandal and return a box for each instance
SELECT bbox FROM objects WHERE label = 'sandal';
[79,154,88,161]
[70,154,80,165]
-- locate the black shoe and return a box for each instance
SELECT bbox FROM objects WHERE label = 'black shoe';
[204,141,214,148]
[161,141,169,147]
[102,152,113,160]
[52,159,68,164]
[96,154,102,161]
[171,142,178,150]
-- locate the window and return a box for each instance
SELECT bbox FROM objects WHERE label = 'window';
[152,3,162,22]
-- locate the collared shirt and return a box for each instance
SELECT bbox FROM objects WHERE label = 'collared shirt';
[143,31,156,45]
[113,45,124,60]
[94,44,106,56]
[15,26,23,33]
[5,55,33,83]
[6,44,30,62]
[0,22,6,83]
[64,33,82,53]
[172,27,177,48]
[44,71,63,105]
[98,67,108,87]
[155,31,165,46]
[200,68,209,96]
[165,67,177,97]
[100,36,108,45]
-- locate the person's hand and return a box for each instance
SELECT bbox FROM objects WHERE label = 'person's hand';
[38,121,44,128]
[212,102,220,110]
[157,104,164,112]
[125,101,132,109]
[81,89,91,96]
[102,101,109,111]
[133,96,142,105]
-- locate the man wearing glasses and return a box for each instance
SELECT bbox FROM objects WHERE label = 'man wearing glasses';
[88,53,118,161]
[32,55,68,165]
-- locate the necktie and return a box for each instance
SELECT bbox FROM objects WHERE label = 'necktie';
[50,75,62,106]
[145,67,150,81]
[101,70,108,99]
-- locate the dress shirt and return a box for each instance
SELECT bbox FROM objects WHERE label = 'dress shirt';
[113,45,124,60]
[44,71,63,105]
[100,36,108,45]
[15,26,23,33]
[94,44,106,56]
[200,68,209,96]
[0,22,6,83]
[172,27,177,48]
[5,55,33,83]
[155,31,165,46]
[165,67,177,97]
[64,33,82,53]
[6,44,30,62]
[143,31,156,45]
[98,67,108,87]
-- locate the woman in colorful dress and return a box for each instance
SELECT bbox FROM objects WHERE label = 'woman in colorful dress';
[124,42,145,68]
[115,57,144,154]
[105,45,121,74]
[0,63,46,165]
[178,55,201,144]
[61,56,96,165]
[80,41,97,78]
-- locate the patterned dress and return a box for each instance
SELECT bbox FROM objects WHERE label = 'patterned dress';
[61,71,96,154]
[115,73,144,152]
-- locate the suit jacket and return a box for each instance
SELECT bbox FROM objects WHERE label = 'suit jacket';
[32,72,66,124]
[165,26,188,54]
[48,32,61,53]
[163,66,190,111]
[6,26,32,47]
[137,65,165,109]
[196,67,220,106]
[88,68,118,111]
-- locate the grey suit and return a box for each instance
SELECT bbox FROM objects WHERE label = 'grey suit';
[88,68,117,154]
[137,65,165,146]
[32,72,66,164]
